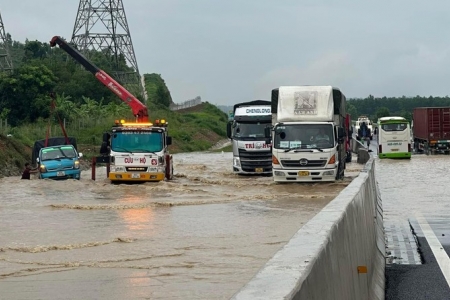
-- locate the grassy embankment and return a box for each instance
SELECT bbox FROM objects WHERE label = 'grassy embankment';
[0,102,232,178]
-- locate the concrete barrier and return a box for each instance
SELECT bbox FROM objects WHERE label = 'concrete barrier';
[358,148,371,164]
[352,137,366,154]
[231,158,384,300]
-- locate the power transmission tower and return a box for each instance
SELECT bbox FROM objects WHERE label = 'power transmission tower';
[0,10,13,73]
[71,0,146,101]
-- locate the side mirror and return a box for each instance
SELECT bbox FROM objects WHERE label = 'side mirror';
[78,152,83,158]
[102,132,111,144]
[265,138,271,145]
[36,158,40,163]
[338,127,345,144]
[100,132,111,155]
[226,122,232,139]
[264,126,271,138]
[338,127,345,139]
[166,136,172,146]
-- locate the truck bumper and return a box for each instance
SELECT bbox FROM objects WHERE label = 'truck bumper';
[109,172,165,182]
[40,170,81,180]
[272,167,337,182]
[233,166,272,175]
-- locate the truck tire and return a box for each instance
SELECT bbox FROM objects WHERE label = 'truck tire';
[335,162,344,180]
[165,154,173,180]
[346,151,352,163]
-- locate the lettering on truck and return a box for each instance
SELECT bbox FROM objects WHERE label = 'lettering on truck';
[245,108,271,114]
[124,157,147,164]
[245,143,272,149]
[107,82,123,97]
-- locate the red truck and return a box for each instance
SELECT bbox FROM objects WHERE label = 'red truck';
[413,107,450,154]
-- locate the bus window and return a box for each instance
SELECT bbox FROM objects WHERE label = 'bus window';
[381,123,407,131]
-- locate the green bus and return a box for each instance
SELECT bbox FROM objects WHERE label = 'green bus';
[377,116,411,159]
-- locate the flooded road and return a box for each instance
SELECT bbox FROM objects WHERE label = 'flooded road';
[377,154,450,227]
[378,154,450,299]
[0,151,361,300]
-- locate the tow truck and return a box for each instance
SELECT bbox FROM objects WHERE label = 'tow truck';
[50,36,173,182]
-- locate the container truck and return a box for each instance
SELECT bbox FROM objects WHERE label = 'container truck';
[265,86,349,182]
[226,100,272,175]
[412,107,450,154]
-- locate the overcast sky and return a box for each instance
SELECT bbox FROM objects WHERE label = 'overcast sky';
[2,1,450,105]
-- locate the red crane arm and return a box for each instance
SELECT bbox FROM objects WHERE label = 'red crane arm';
[49,36,149,122]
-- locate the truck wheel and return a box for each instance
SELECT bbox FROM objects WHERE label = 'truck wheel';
[335,163,343,180]
[165,155,173,180]
[346,151,352,163]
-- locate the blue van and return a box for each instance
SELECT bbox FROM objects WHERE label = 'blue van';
[37,145,83,180]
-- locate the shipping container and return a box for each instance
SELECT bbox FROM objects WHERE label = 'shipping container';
[412,107,450,154]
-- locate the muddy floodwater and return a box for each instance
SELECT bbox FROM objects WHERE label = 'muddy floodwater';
[0,151,361,299]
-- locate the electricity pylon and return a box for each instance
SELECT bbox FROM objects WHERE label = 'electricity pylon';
[0,10,13,73]
[71,0,146,101]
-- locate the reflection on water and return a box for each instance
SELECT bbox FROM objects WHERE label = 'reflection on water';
[0,151,362,299]
[377,154,450,217]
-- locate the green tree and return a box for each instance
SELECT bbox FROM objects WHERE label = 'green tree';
[144,73,173,106]
[0,64,56,125]
[347,103,358,120]
[376,107,390,120]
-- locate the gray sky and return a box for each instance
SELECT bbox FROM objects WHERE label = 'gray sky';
[2,1,450,105]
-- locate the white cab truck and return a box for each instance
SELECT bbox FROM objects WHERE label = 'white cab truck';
[355,116,373,140]
[265,86,348,182]
[226,100,272,175]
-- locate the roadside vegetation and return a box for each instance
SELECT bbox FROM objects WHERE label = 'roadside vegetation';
[347,95,450,122]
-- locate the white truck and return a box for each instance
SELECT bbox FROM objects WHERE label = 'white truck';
[355,116,373,141]
[265,86,349,182]
[226,100,272,175]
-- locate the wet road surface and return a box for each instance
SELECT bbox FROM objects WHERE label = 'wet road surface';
[376,151,450,299]
[0,151,362,300]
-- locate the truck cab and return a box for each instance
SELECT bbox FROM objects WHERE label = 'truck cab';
[226,100,272,175]
[267,86,348,182]
[32,137,82,180]
[355,116,373,141]
[100,119,173,183]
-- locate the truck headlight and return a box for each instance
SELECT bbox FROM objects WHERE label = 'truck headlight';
[323,170,334,176]
[233,157,241,167]
[274,171,285,176]
[74,160,80,169]
[111,166,125,172]
[40,164,47,173]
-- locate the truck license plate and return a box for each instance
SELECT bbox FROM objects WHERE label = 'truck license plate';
[391,149,399,152]
[298,171,309,176]
[57,171,65,177]
[255,168,263,172]
[132,173,141,179]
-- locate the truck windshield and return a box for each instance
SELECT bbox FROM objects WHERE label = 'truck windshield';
[233,121,270,140]
[273,124,334,149]
[111,131,163,153]
[41,146,76,160]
